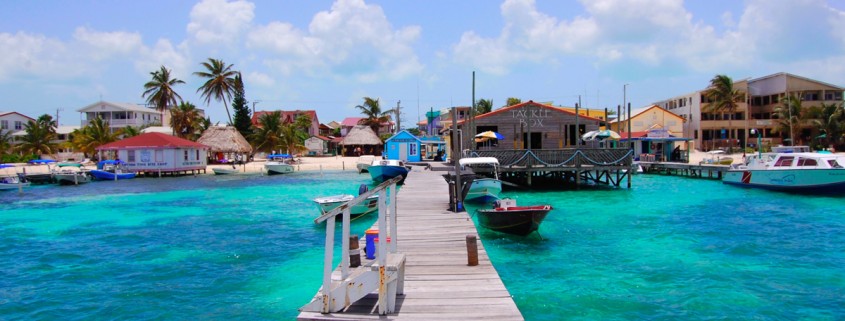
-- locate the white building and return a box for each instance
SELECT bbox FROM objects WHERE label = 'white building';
[0,111,34,135]
[77,101,161,132]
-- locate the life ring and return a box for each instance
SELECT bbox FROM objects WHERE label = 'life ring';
[650,142,657,150]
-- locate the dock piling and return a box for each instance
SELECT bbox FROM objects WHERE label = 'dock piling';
[466,235,478,266]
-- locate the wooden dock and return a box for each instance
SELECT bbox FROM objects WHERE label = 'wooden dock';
[298,167,523,320]
[640,161,729,179]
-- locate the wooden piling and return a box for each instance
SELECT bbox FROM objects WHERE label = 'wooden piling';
[466,234,478,266]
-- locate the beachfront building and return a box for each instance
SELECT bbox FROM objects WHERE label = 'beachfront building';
[454,101,603,152]
[196,126,253,163]
[416,106,471,136]
[304,135,331,156]
[77,101,161,132]
[340,117,394,136]
[656,72,845,151]
[339,125,383,156]
[609,104,690,162]
[96,132,209,175]
[384,130,422,162]
[252,110,320,136]
[1,111,35,138]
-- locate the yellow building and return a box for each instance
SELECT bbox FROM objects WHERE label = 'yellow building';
[609,104,690,162]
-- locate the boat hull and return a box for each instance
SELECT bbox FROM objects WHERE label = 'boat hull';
[212,168,239,175]
[368,165,409,184]
[55,173,91,185]
[0,176,30,191]
[723,168,845,193]
[314,194,379,218]
[265,163,294,175]
[25,173,55,184]
[89,170,136,180]
[464,178,502,203]
[476,205,552,236]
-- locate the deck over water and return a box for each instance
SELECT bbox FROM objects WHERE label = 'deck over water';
[297,167,523,320]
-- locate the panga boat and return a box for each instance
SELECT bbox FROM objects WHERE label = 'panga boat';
[0,174,30,191]
[476,198,552,236]
[368,159,409,184]
[212,167,239,175]
[459,157,503,203]
[264,154,295,175]
[313,184,379,218]
[89,160,136,180]
[53,163,91,185]
[356,155,375,173]
[723,146,845,192]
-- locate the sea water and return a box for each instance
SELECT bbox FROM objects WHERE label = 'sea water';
[1,172,844,320]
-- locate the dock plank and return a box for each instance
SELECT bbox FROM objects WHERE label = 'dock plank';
[298,166,523,320]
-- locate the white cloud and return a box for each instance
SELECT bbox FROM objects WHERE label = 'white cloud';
[0,31,78,81]
[187,0,255,45]
[73,27,144,60]
[246,71,275,87]
[135,39,192,81]
[247,0,423,82]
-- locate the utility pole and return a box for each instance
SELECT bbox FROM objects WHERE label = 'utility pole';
[471,71,475,151]
[252,100,261,114]
[395,100,401,134]
[55,108,63,126]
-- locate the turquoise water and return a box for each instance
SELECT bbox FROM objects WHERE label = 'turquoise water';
[2,172,844,320]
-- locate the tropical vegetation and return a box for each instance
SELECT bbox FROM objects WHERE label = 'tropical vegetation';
[170,102,204,140]
[475,98,493,115]
[251,111,284,153]
[231,74,253,140]
[704,74,744,152]
[70,117,119,157]
[195,58,239,124]
[356,97,393,135]
[142,65,184,125]
[505,97,522,107]
[17,114,58,158]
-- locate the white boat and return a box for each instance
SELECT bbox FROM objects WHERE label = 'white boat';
[723,147,845,192]
[0,175,30,191]
[265,154,295,175]
[356,155,375,173]
[53,163,91,185]
[368,159,409,183]
[459,157,503,202]
[313,194,379,218]
[212,167,239,175]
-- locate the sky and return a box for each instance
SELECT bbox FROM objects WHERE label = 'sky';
[2,0,845,127]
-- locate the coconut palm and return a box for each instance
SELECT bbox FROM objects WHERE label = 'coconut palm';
[704,74,744,151]
[773,94,804,145]
[356,97,393,134]
[170,102,202,140]
[142,65,185,125]
[0,130,13,156]
[810,102,845,149]
[18,114,58,158]
[506,97,522,106]
[119,126,141,138]
[251,111,284,153]
[71,117,119,157]
[475,98,493,115]
[194,58,239,124]
[279,122,306,155]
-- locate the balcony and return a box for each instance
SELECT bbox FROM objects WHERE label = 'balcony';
[81,118,158,128]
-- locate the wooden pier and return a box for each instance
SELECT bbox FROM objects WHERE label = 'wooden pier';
[470,148,634,188]
[640,162,729,179]
[298,167,523,320]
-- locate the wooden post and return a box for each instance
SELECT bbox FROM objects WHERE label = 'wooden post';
[349,235,361,268]
[466,235,478,266]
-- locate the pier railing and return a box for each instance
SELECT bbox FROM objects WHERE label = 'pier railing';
[469,148,633,168]
[303,175,403,314]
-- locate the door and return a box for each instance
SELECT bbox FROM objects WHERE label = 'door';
[399,143,408,161]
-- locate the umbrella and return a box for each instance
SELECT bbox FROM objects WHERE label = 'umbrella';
[582,129,621,141]
[582,130,600,141]
[475,131,504,140]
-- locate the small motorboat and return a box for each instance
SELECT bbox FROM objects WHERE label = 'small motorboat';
[356,155,375,173]
[313,184,379,219]
[459,157,502,203]
[0,174,30,191]
[53,163,91,185]
[476,198,552,236]
[265,154,295,175]
[212,167,239,175]
[89,160,136,180]
[368,159,409,184]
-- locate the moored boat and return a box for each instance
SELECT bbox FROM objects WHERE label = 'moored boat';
[476,198,552,236]
[723,148,845,193]
[0,174,30,191]
[459,157,502,203]
[53,163,91,185]
[212,167,239,175]
[314,194,379,218]
[356,155,375,173]
[89,160,136,181]
[368,159,409,184]
[264,154,295,175]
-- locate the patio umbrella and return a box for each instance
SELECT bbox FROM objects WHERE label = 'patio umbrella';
[595,129,621,140]
[475,131,504,140]
[581,130,600,141]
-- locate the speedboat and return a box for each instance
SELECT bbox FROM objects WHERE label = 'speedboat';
[459,157,502,202]
[723,148,845,192]
[25,159,57,184]
[476,198,552,236]
[368,159,409,184]
[212,167,239,175]
[89,160,136,180]
[53,163,91,185]
[0,174,30,191]
[265,154,295,175]
[313,184,379,218]
[356,155,375,173]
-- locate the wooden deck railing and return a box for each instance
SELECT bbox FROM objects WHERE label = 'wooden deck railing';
[468,148,633,167]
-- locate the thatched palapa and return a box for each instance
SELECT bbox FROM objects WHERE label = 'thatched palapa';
[197,126,253,153]
[340,125,383,156]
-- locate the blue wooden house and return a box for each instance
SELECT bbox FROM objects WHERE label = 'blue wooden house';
[384,130,422,162]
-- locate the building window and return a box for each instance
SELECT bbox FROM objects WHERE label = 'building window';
[184,150,189,161]
[14,121,22,130]
[409,143,417,156]
[196,150,200,160]
[128,150,136,162]
[1,120,7,129]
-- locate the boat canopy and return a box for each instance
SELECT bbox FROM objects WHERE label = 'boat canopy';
[27,159,57,164]
[98,160,126,166]
[267,154,292,159]
[0,164,13,169]
[57,163,83,168]
[459,157,500,166]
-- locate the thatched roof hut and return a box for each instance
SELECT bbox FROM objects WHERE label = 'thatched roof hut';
[340,125,383,146]
[197,126,253,153]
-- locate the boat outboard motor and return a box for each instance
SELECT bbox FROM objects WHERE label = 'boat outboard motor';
[358,184,369,196]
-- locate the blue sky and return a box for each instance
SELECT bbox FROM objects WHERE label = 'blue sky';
[1,0,844,127]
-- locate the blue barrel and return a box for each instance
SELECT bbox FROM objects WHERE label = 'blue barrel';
[365,229,378,259]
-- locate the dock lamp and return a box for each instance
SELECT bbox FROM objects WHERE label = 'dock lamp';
[750,128,762,158]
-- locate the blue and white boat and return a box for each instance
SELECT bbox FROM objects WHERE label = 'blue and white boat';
[723,147,845,193]
[89,160,136,180]
[0,164,29,191]
[265,154,295,175]
[53,163,91,185]
[459,157,502,202]
[368,159,409,184]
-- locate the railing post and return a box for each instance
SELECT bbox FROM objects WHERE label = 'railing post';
[321,214,336,313]
[341,207,351,280]
[377,188,388,314]
[389,182,398,253]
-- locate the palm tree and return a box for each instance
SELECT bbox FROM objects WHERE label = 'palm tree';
[773,94,805,146]
[170,102,202,140]
[811,102,845,149]
[704,74,744,152]
[356,97,393,134]
[251,111,284,153]
[71,117,119,157]
[475,99,493,115]
[0,130,13,156]
[18,114,58,158]
[506,97,522,107]
[279,122,306,155]
[142,65,185,125]
[194,58,239,124]
[119,126,141,138]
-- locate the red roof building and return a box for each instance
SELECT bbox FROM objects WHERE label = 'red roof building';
[96,132,209,173]
[251,110,320,136]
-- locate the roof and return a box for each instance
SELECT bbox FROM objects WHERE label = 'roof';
[340,125,383,145]
[461,100,604,124]
[750,72,845,91]
[97,132,209,150]
[308,135,331,141]
[341,117,365,127]
[251,110,318,126]
[141,126,174,134]
[610,104,683,123]
[197,126,253,153]
[77,101,158,114]
[0,111,35,121]
[385,130,421,143]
